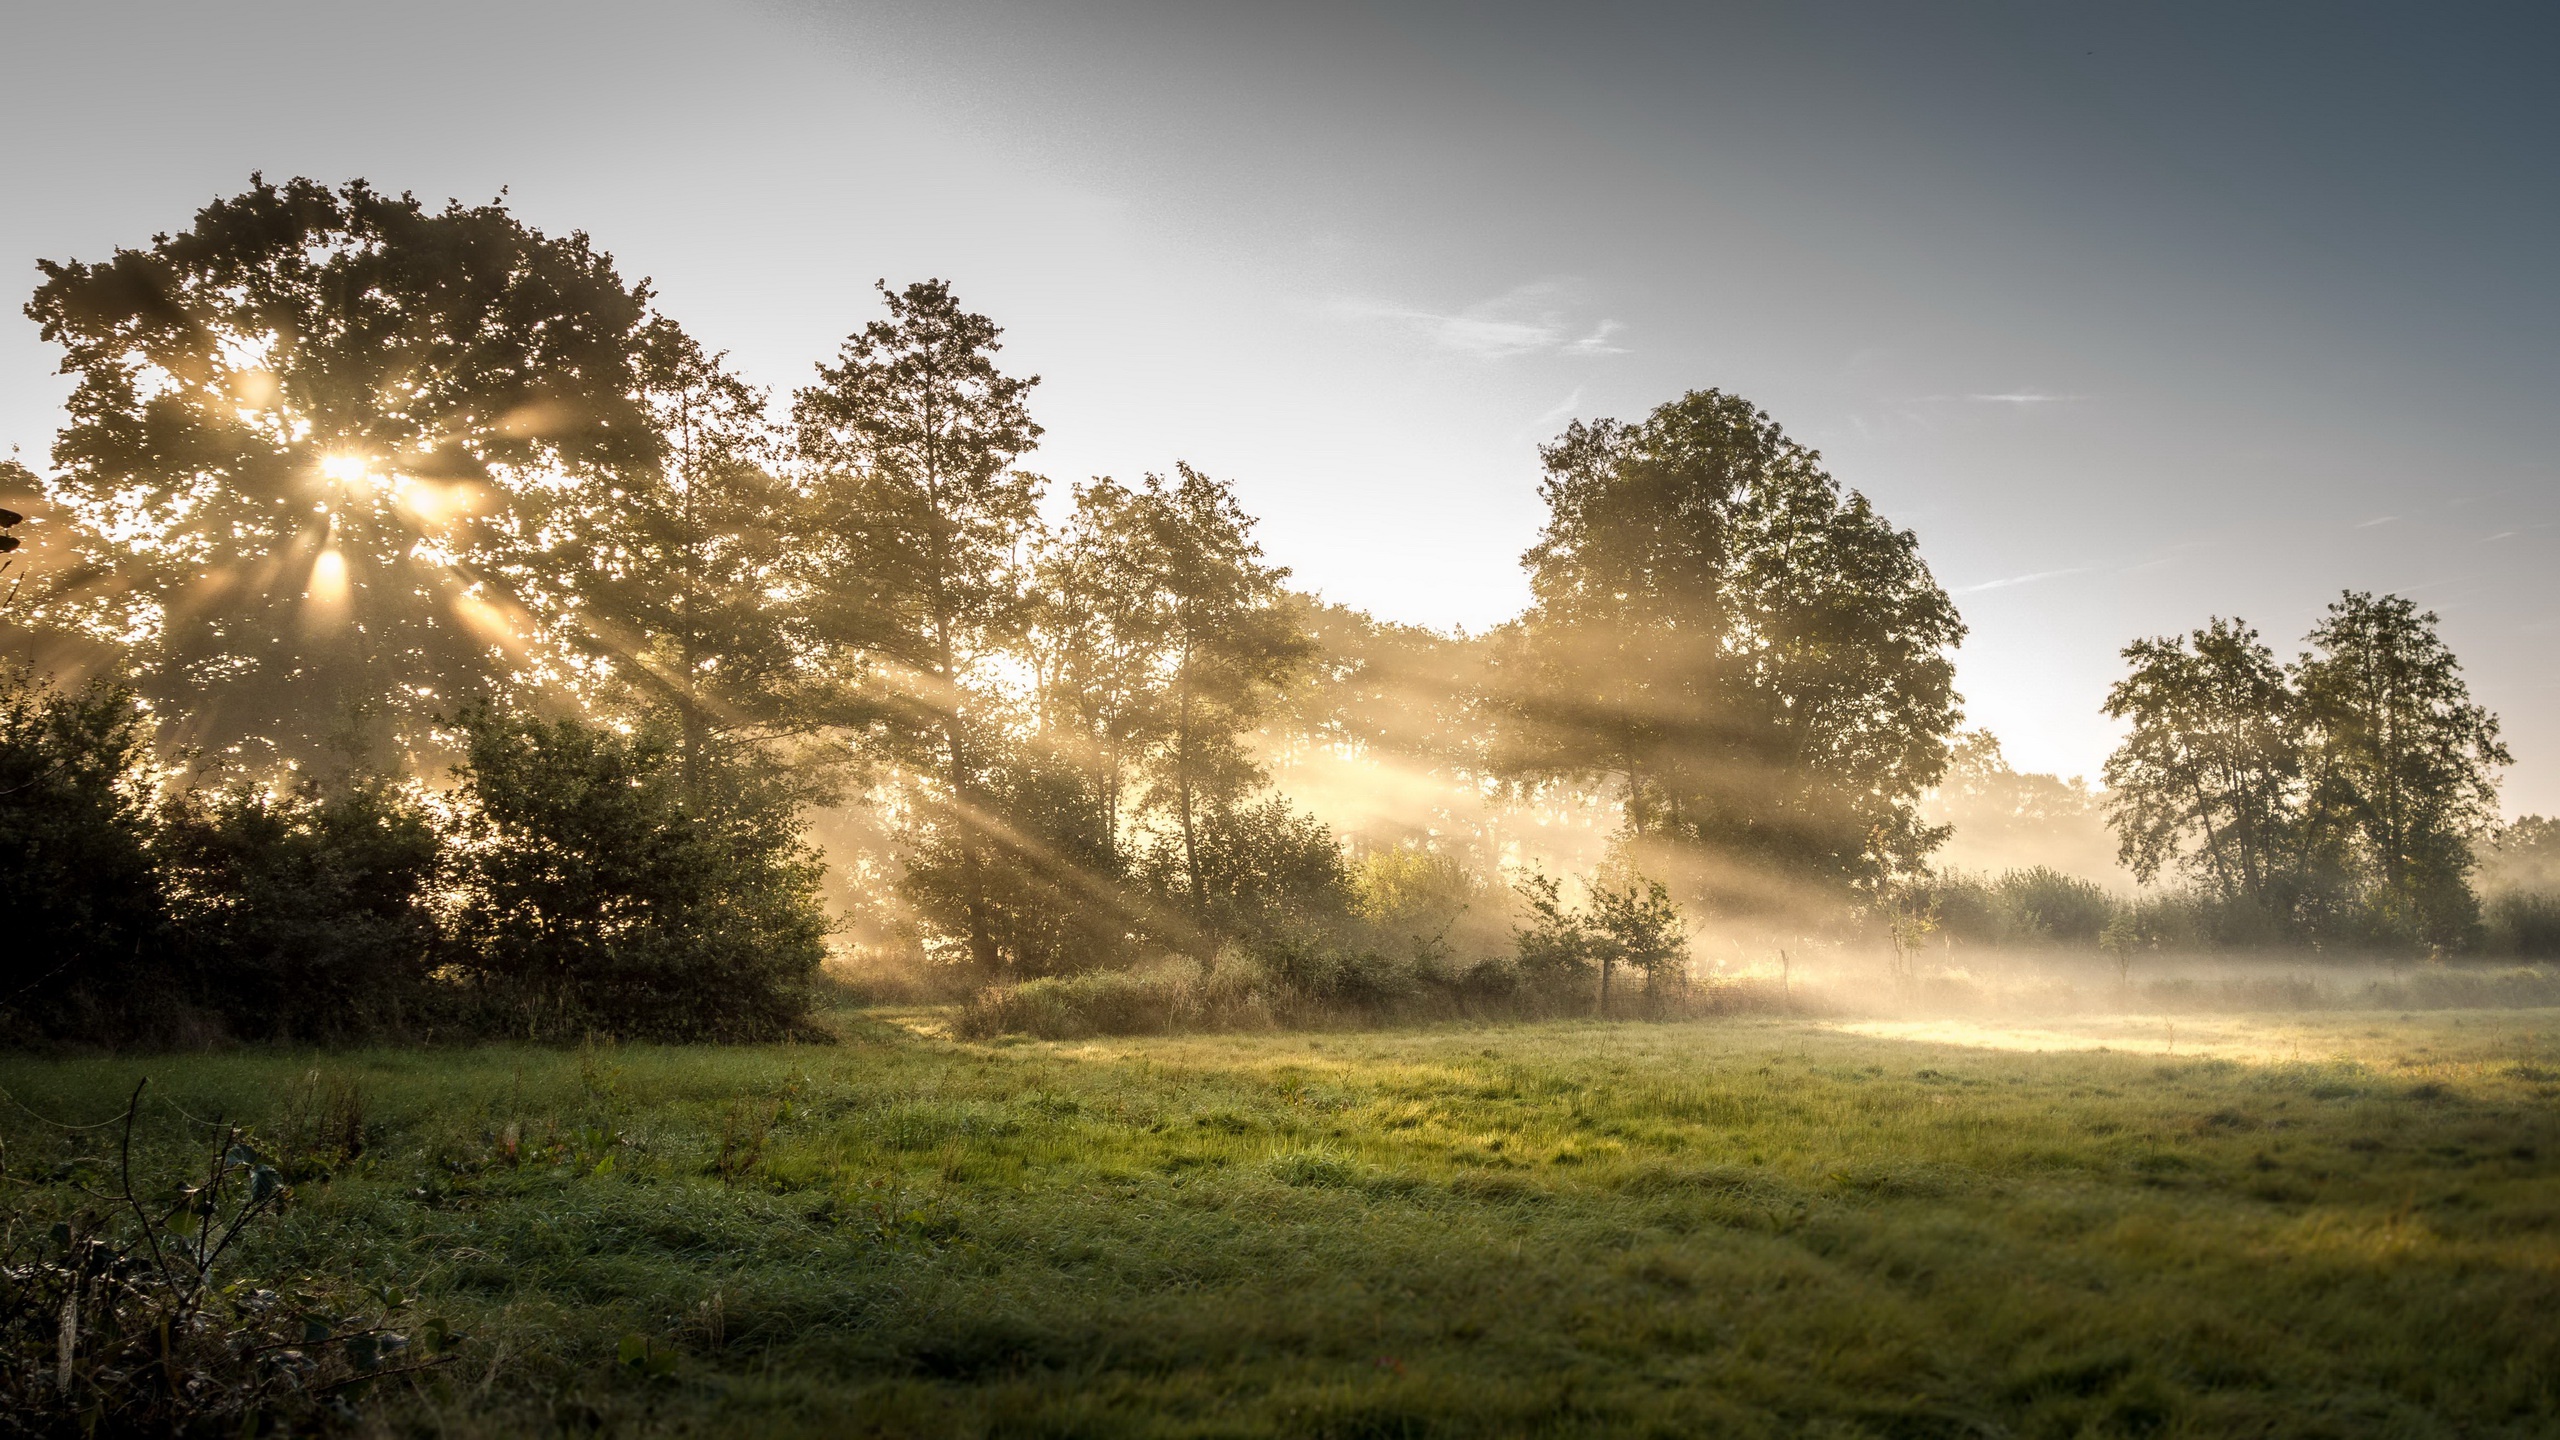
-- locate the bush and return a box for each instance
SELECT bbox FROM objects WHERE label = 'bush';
[1349,845,1510,968]
[0,673,172,1043]
[1141,795,1354,958]
[158,779,447,1042]
[1510,861,1689,1011]
[2482,891,2560,958]
[1939,867,2121,948]
[445,704,830,1041]
[950,963,1277,1040]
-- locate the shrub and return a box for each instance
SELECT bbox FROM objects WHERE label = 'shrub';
[0,673,172,1042]
[1141,795,1354,958]
[445,704,829,1041]
[2482,891,2560,958]
[1349,845,1509,968]
[1510,860,1689,1010]
[950,963,1277,1040]
[158,779,447,1041]
[1940,867,2122,948]
[1996,867,2117,944]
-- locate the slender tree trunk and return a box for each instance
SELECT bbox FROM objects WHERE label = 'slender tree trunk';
[1176,683,1203,948]
[920,423,1001,978]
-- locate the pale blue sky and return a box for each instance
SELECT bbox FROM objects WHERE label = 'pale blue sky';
[3,1,2554,808]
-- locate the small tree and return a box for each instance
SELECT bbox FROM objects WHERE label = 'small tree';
[1510,860,1688,1014]
[1586,861,1689,1010]
[1134,464,1311,948]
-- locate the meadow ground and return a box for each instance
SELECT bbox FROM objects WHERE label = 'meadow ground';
[4,1005,2556,1438]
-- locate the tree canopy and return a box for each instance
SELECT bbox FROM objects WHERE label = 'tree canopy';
[26,176,661,769]
[1496,389,1965,903]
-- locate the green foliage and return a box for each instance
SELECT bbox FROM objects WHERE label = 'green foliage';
[2479,818,2560,958]
[158,778,446,1042]
[1142,794,1352,960]
[2103,617,2301,904]
[1510,860,1690,1008]
[1132,465,1311,933]
[445,703,828,1040]
[1497,389,1965,902]
[1935,866,2120,948]
[793,279,1043,974]
[1348,845,1497,967]
[901,742,1136,978]
[0,673,170,1042]
[543,320,854,795]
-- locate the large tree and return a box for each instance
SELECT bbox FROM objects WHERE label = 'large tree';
[23,176,661,770]
[792,279,1042,973]
[2296,591,2507,945]
[1496,389,1964,900]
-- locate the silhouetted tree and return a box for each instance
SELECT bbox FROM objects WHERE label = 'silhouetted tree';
[539,320,848,804]
[444,703,828,1040]
[2296,591,2507,946]
[2101,618,2302,913]
[23,176,660,770]
[0,671,169,1040]
[1025,478,1171,873]
[792,280,1042,974]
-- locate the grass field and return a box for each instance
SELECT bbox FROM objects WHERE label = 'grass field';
[5,1006,2557,1437]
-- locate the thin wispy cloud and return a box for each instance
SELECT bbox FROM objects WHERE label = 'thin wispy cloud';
[1952,566,2089,595]
[2355,515,2399,528]
[1331,280,1627,361]
[1900,391,2091,409]
[1524,386,1586,435]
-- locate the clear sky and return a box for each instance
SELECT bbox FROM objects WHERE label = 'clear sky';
[4,1,2555,809]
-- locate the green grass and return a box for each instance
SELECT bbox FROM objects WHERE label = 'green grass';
[5,1007,2557,1437]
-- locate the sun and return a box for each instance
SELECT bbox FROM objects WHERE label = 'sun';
[319,452,381,489]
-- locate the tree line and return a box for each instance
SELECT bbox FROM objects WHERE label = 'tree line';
[0,176,2537,1043]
